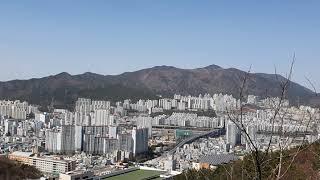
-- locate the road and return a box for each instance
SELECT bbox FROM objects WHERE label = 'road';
[167,128,225,155]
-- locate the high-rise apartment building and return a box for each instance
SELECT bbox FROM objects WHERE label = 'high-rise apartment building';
[132,127,148,155]
[226,121,241,147]
[0,100,28,119]
[45,125,75,154]
[93,109,109,126]
[118,133,133,152]
[75,98,92,115]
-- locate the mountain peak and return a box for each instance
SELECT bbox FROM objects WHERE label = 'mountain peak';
[151,65,178,70]
[203,64,222,70]
[54,72,71,78]
[75,72,106,80]
[82,72,101,76]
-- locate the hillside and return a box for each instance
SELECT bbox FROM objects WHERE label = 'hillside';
[0,157,42,179]
[0,65,315,109]
[174,142,320,180]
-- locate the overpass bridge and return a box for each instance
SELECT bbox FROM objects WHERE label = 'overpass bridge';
[145,128,225,166]
[152,125,212,131]
[168,128,225,155]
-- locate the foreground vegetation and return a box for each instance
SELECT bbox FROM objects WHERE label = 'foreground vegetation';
[0,157,42,180]
[175,142,320,180]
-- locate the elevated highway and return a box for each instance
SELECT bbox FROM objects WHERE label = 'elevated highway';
[168,128,225,155]
[145,128,225,165]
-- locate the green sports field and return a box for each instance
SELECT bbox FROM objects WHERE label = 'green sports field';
[103,169,162,180]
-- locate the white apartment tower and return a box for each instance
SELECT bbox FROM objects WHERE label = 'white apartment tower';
[226,121,241,147]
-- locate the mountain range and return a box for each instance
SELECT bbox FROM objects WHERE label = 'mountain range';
[0,65,317,110]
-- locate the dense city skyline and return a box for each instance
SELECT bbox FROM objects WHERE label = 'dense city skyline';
[0,1,320,90]
[2,93,318,179]
[2,1,320,179]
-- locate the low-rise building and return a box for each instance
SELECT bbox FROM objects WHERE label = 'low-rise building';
[8,152,76,174]
[59,170,94,180]
[31,156,76,174]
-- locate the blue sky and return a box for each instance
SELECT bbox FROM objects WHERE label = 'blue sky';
[0,1,319,90]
